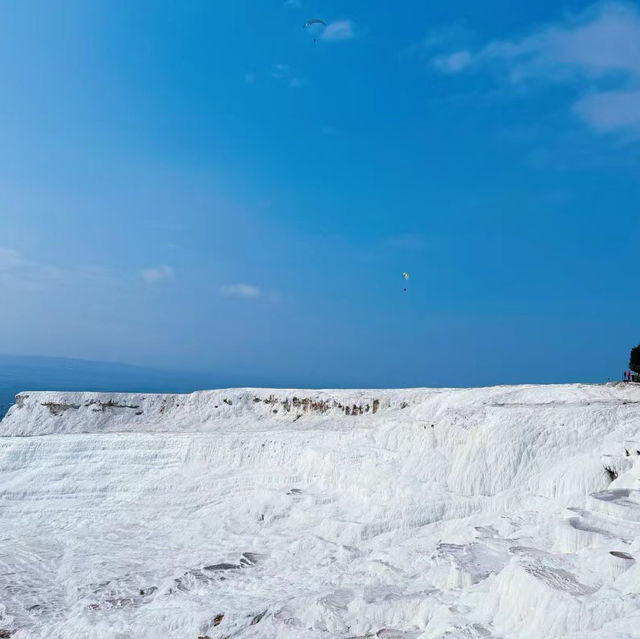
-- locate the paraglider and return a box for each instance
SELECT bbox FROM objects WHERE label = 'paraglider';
[303,18,327,43]
[303,18,327,28]
[402,272,409,292]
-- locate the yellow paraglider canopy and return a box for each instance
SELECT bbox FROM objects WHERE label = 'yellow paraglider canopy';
[402,272,409,280]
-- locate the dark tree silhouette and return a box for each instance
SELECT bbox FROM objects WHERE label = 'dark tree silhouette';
[630,344,640,375]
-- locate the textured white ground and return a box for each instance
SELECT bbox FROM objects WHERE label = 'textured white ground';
[1,384,639,639]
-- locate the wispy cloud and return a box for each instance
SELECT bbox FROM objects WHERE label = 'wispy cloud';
[220,283,261,299]
[404,25,472,58]
[271,64,306,88]
[0,248,39,291]
[322,20,357,42]
[140,265,175,284]
[0,247,114,291]
[271,64,290,80]
[429,2,640,136]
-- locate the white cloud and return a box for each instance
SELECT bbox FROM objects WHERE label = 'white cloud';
[433,50,473,73]
[430,2,640,135]
[437,3,640,79]
[220,283,261,299]
[574,89,640,133]
[0,247,114,291]
[322,20,356,42]
[140,265,174,284]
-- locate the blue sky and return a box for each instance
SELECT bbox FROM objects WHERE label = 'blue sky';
[0,0,639,387]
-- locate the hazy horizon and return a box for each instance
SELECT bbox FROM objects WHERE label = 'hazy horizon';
[0,349,629,419]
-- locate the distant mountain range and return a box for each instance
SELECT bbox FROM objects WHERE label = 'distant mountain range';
[0,355,221,418]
